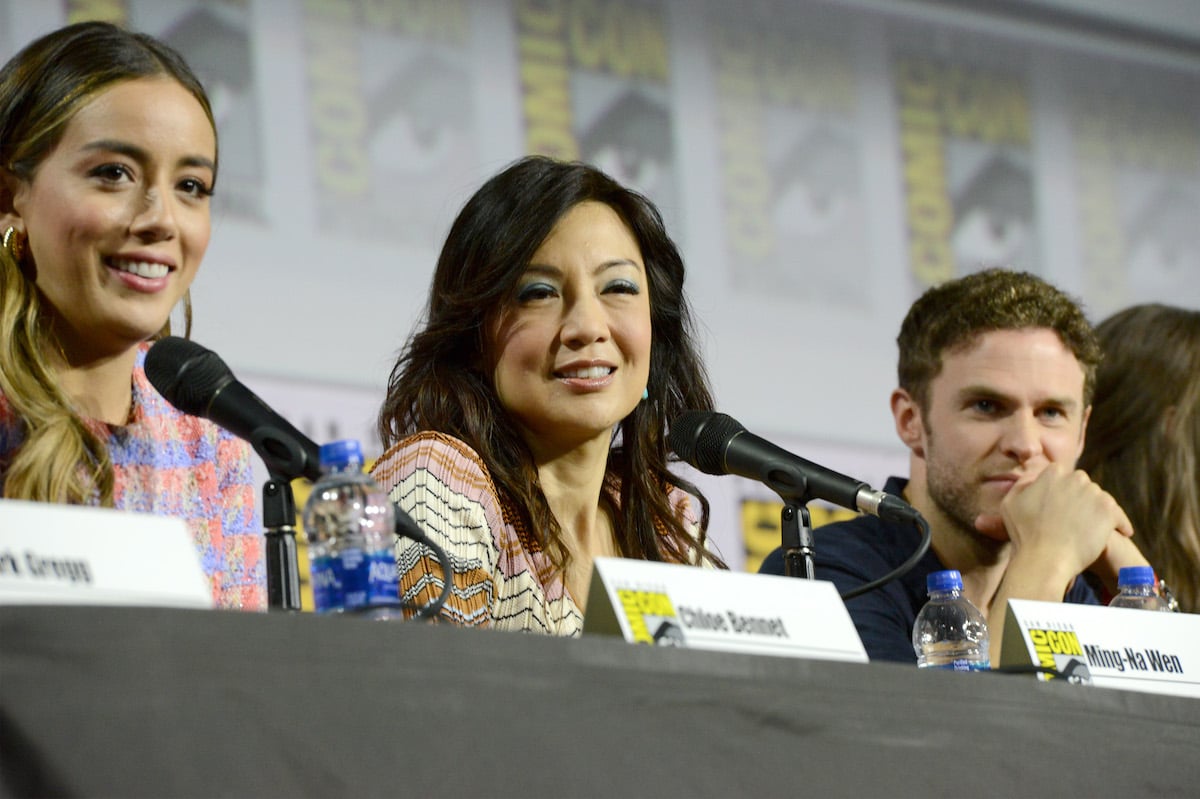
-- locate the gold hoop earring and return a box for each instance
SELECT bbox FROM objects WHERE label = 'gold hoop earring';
[2,226,26,262]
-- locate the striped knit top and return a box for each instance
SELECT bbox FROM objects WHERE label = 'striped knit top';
[0,343,266,611]
[370,431,706,636]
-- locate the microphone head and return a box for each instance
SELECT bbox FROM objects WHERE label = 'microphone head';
[668,411,746,475]
[144,336,234,416]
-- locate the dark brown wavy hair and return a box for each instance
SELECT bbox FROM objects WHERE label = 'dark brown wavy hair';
[1079,303,1200,613]
[378,155,721,571]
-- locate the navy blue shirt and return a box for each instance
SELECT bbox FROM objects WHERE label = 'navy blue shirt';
[758,477,1099,663]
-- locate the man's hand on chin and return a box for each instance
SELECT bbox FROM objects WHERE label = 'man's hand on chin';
[975,463,1134,579]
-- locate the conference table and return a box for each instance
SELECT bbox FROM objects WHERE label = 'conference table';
[1,605,1197,797]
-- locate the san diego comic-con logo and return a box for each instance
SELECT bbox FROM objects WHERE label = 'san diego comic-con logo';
[1028,627,1092,684]
[616,588,686,647]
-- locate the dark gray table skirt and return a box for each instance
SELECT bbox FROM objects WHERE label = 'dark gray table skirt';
[1,605,1196,798]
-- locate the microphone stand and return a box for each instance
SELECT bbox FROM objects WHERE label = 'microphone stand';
[262,476,302,611]
[781,502,816,579]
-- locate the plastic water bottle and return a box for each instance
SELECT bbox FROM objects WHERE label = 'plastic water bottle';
[1108,566,1170,611]
[913,569,990,671]
[302,439,401,619]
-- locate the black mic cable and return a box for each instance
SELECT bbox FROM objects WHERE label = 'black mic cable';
[840,513,930,600]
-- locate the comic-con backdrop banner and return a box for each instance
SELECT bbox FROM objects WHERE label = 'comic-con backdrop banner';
[4,0,1195,570]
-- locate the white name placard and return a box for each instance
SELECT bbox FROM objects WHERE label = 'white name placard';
[584,557,867,663]
[0,499,213,609]
[1001,598,1200,698]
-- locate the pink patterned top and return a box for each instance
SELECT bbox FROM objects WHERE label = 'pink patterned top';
[370,431,705,635]
[0,343,265,610]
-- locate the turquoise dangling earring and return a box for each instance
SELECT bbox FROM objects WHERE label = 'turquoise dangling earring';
[642,388,649,400]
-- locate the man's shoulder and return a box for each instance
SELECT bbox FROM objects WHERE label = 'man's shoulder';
[813,513,894,543]
[815,478,915,549]
[758,477,916,576]
[812,513,914,566]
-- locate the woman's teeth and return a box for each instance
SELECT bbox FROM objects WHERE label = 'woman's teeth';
[558,366,613,379]
[110,258,169,279]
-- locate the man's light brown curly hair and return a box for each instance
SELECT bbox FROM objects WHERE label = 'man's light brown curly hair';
[897,268,1101,414]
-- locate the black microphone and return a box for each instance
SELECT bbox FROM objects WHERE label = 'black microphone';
[146,336,438,598]
[145,336,323,482]
[669,410,918,524]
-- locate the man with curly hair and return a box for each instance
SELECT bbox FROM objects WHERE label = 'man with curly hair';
[761,268,1150,664]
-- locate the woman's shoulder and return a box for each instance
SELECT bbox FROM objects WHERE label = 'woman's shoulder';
[664,481,700,528]
[0,386,21,462]
[129,342,249,455]
[0,385,16,424]
[658,480,720,566]
[605,473,700,530]
[371,431,494,497]
[130,341,193,431]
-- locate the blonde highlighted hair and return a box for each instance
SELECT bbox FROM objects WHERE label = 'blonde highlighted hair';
[0,21,211,504]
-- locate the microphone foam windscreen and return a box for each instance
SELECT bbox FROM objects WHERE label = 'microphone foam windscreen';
[667,411,704,462]
[144,336,233,416]
[668,411,746,475]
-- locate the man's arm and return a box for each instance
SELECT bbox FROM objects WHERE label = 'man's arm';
[984,464,1134,663]
[1086,532,1151,600]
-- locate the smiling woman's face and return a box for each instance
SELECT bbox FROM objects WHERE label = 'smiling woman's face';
[487,201,653,453]
[7,76,215,359]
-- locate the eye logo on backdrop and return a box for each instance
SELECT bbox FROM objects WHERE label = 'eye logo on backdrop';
[515,0,679,227]
[1066,60,1200,316]
[69,0,266,222]
[302,0,477,247]
[708,0,870,307]
[890,23,1039,292]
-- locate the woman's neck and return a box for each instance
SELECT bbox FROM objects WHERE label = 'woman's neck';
[535,436,612,543]
[532,434,619,611]
[49,342,139,426]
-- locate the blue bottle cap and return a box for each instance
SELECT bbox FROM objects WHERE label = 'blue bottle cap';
[927,569,963,593]
[1117,565,1156,588]
[318,439,364,469]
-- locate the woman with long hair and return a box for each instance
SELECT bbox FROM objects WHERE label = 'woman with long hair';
[1080,303,1200,613]
[372,155,723,633]
[0,22,263,609]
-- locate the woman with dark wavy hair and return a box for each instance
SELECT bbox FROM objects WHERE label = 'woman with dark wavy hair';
[1080,303,1200,612]
[373,155,723,634]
